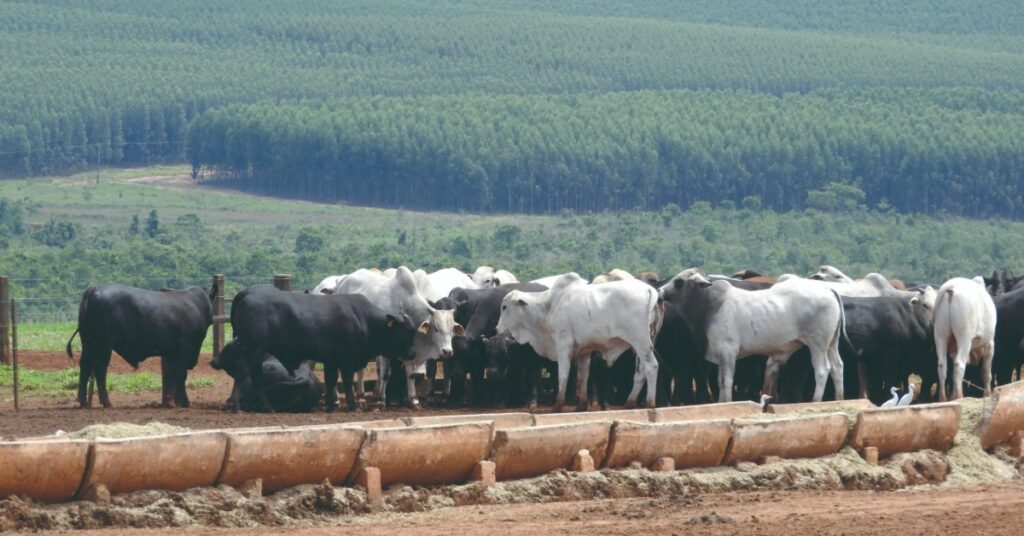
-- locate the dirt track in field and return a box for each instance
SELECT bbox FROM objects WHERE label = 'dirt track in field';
[0,351,524,439]
[22,482,1024,536]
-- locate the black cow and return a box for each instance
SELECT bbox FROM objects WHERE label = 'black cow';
[211,285,418,411]
[994,287,1024,386]
[840,296,934,403]
[220,343,323,413]
[985,268,1024,297]
[445,283,548,406]
[66,283,215,408]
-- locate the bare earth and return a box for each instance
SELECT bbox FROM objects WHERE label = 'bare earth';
[42,482,1024,536]
[0,351,527,439]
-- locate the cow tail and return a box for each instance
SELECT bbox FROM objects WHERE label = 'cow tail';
[65,329,79,361]
[67,286,95,362]
[649,288,665,339]
[829,289,850,355]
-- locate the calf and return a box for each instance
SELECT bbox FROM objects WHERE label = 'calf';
[66,283,215,408]
[219,344,323,413]
[934,277,997,400]
[659,269,846,402]
[213,285,419,411]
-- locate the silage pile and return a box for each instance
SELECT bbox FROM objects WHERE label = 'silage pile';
[66,422,189,439]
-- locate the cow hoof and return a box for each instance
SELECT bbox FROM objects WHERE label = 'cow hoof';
[357,399,368,411]
[325,405,337,413]
[552,404,563,413]
[575,403,589,412]
[527,402,539,411]
[624,400,637,410]
[408,400,422,411]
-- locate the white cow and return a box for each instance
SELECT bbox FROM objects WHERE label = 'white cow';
[659,268,846,402]
[471,266,519,288]
[592,269,635,285]
[810,265,856,283]
[495,273,662,411]
[413,268,478,303]
[531,273,590,288]
[332,267,463,408]
[933,277,997,400]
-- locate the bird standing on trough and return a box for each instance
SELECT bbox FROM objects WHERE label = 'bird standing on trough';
[881,386,900,407]
[759,393,773,413]
[897,384,915,406]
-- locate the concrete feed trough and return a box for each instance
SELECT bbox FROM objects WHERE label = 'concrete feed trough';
[348,423,493,487]
[724,413,849,464]
[218,425,365,493]
[79,431,228,496]
[532,408,652,426]
[403,412,533,430]
[651,401,761,422]
[977,381,1024,449]
[850,402,962,458]
[0,439,91,503]
[769,399,876,415]
[603,420,731,469]
[489,422,612,481]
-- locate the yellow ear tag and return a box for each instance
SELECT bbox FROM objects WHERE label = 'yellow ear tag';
[418,322,430,335]
[387,318,394,327]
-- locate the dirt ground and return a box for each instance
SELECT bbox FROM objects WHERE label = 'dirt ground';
[13,480,1024,535]
[0,351,522,439]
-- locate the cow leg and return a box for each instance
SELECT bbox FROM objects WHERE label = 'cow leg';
[375,356,389,408]
[574,352,591,412]
[936,337,950,402]
[355,370,366,400]
[808,348,831,402]
[406,363,423,410]
[762,355,786,399]
[323,363,339,412]
[93,349,114,409]
[641,348,659,408]
[77,353,93,409]
[553,348,572,412]
[175,366,190,408]
[159,357,176,408]
[981,341,995,398]
[827,346,844,401]
[718,357,735,403]
[857,362,869,400]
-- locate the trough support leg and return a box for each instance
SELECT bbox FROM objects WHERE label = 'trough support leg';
[863,446,879,466]
[81,483,111,504]
[652,457,675,472]
[1011,432,1024,458]
[471,461,496,487]
[572,449,595,472]
[357,467,383,510]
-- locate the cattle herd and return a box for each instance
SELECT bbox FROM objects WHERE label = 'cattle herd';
[64,264,1024,413]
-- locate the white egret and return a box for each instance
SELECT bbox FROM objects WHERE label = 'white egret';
[881,386,899,408]
[897,384,915,406]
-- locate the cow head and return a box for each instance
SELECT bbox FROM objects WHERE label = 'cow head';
[472,266,497,288]
[658,268,712,303]
[809,265,853,283]
[483,334,514,381]
[495,290,544,345]
[908,286,938,314]
[380,313,419,360]
[409,307,463,361]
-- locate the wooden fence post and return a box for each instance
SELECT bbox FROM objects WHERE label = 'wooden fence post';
[273,274,293,292]
[0,276,9,365]
[11,297,18,411]
[212,274,225,357]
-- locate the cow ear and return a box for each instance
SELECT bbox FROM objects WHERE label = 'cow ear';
[322,288,335,295]
[453,324,465,336]
[908,296,920,307]
[481,336,490,344]
[673,278,684,290]
[493,277,502,286]
[418,321,431,335]
[515,298,527,306]
[698,280,713,288]
[386,314,396,328]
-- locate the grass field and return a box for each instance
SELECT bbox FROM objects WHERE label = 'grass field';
[19,321,217,355]
[0,364,214,398]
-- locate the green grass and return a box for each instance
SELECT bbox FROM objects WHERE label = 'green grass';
[0,365,214,398]
[26,321,216,355]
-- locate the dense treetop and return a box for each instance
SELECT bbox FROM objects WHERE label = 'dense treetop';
[2,1,1024,216]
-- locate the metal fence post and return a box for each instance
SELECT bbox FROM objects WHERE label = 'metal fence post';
[273,274,293,292]
[0,276,9,365]
[212,274,225,357]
